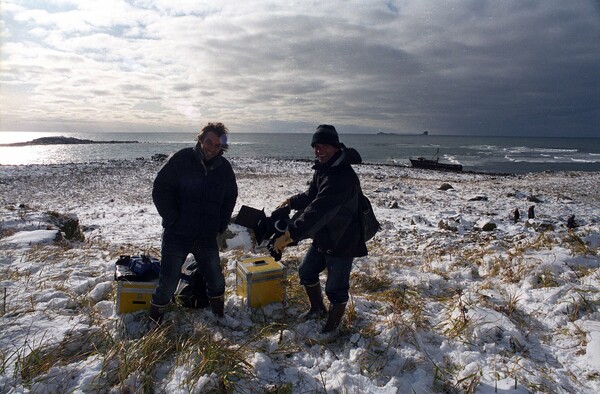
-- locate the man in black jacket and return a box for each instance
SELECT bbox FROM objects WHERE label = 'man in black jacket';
[273,125,367,333]
[150,122,238,324]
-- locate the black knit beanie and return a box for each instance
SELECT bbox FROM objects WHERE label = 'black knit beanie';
[311,124,340,147]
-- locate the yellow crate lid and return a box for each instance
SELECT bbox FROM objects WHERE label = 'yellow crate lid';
[238,256,284,275]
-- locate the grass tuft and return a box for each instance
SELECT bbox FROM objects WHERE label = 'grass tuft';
[351,271,393,293]
[97,324,176,392]
[563,232,596,256]
[178,328,253,392]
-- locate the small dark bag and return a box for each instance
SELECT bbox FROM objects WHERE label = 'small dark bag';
[176,263,210,309]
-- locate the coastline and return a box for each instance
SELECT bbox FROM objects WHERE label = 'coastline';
[5,154,599,176]
[0,136,139,147]
[2,132,599,173]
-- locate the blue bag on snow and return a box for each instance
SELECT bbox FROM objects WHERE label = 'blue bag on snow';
[114,255,161,281]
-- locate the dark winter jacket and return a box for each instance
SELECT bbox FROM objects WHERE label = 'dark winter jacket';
[288,147,368,257]
[152,145,238,239]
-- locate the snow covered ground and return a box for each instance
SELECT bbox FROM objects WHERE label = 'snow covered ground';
[1,157,599,393]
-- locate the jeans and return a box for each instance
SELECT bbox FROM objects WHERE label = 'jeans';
[151,230,225,306]
[298,245,353,304]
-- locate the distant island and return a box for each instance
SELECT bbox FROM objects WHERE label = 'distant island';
[0,136,139,147]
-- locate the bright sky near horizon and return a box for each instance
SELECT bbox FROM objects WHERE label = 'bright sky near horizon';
[1,1,599,137]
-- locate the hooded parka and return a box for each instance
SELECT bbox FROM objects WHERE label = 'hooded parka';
[287,147,367,257]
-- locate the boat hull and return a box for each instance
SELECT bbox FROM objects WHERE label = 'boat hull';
[410,158,463,172]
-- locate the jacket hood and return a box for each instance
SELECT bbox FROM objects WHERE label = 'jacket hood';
[340,146,362,165]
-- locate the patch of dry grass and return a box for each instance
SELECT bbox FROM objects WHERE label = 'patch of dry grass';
[176,326,254,392]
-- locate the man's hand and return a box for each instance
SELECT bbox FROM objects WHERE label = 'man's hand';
[273,231,293,253]
[270,205,291,221]
[277,199,290,209]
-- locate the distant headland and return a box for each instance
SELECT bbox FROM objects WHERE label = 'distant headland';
[0,136,139,147]
[377,130,429,136]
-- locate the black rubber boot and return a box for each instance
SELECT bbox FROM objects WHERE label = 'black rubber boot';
[149,302,167,326]
[209,295,225,317]
[299,283,327,321]
[322,302,347,333]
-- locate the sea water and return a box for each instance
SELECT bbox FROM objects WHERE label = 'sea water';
[1,131,599,174]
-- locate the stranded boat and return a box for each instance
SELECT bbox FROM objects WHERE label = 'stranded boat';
[409,157,463,171]
[409,149,463,171]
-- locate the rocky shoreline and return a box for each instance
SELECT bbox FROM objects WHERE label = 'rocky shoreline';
[0,136,139,147]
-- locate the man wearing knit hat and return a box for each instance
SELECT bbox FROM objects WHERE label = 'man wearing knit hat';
[273,124,367,334]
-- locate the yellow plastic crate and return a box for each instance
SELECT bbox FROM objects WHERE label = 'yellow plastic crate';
[115,280,158,314]
[236,256,286,308]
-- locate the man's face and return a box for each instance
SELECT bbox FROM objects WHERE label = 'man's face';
[200,131,223,161]
[313,143,339,164]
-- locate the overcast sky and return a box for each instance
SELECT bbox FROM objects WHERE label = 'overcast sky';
[1,1,599,137]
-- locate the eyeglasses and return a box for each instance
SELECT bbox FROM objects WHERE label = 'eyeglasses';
[202,138,222,150]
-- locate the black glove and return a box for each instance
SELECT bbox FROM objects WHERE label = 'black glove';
[270,205,291,221]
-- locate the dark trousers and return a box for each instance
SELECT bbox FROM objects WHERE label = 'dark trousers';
[151,231,224,306]
[298,245,353,304]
